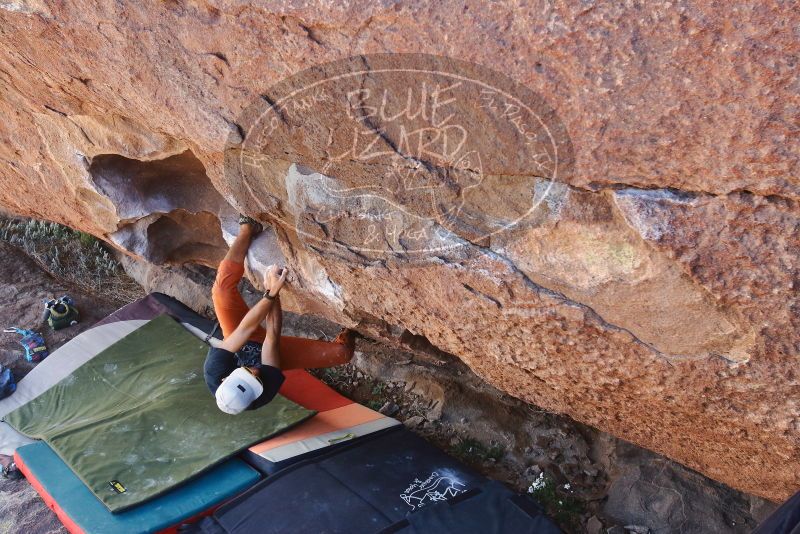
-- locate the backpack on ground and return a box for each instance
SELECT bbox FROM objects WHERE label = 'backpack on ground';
[0,364,16,400]
[43,295,80,330]
[3,327,49,363]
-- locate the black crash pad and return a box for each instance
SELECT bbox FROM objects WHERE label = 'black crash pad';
[192,426,560,533]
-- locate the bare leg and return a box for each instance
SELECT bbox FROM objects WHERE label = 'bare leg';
[260,296,282,368]
[224,224,254,264]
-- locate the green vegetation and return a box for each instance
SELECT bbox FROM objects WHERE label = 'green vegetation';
[366,399,384,411]
[365,378,390,411]
[371,382,387,397]
[450,437,505,462]
[318,365,349,388]
[0,217,143,305]
[527,473,584,530]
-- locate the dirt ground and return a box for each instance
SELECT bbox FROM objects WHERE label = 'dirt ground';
[0,242,122,378]
[0,240,123,534]
[0,239,778,534]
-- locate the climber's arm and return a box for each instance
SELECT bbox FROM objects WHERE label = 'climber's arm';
[219,265,288,353]
[260,294,282,368]
[219,297,274,353]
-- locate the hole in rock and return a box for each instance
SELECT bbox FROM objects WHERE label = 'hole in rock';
[111,210,228,267]
[89,150,237,268]
[89,150,226,221]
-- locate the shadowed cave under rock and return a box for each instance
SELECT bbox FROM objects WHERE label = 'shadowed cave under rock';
[88,150,236,268]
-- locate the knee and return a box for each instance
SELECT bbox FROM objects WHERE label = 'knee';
[211,279,225,296]
[214,261,245,291]
[212,273,239,296]
[211,281,227,303]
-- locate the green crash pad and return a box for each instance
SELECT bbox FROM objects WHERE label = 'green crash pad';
[16,440,260,534]
[4,315,314,512]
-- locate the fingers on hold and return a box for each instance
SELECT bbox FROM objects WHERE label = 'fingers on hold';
[264,264,287,285]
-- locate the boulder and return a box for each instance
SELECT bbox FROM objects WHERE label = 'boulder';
[0,2,797,500]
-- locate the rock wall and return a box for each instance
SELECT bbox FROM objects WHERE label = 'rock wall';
[0,1,797,501]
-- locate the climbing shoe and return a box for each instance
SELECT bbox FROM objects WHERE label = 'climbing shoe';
[238,214,263,234]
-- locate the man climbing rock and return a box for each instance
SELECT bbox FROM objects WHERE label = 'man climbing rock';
[204,216,355,414]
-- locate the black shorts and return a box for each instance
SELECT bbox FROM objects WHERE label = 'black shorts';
[236,341,263,367]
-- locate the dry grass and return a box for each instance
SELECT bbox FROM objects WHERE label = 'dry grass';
[0,217,143,306]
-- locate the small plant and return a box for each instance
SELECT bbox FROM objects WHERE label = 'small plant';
[486,443,506,462]
[371,382,387,397]
[527,472,583,529]
[316,365,355,391]
[450,437,505,463]
[366,399,383,411]
[361,377,392,411]
[78,231,97,247]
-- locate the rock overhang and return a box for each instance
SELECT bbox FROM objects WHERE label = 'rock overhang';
[0,2,796,502]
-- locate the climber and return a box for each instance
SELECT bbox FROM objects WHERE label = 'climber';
[204,216,355,415]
